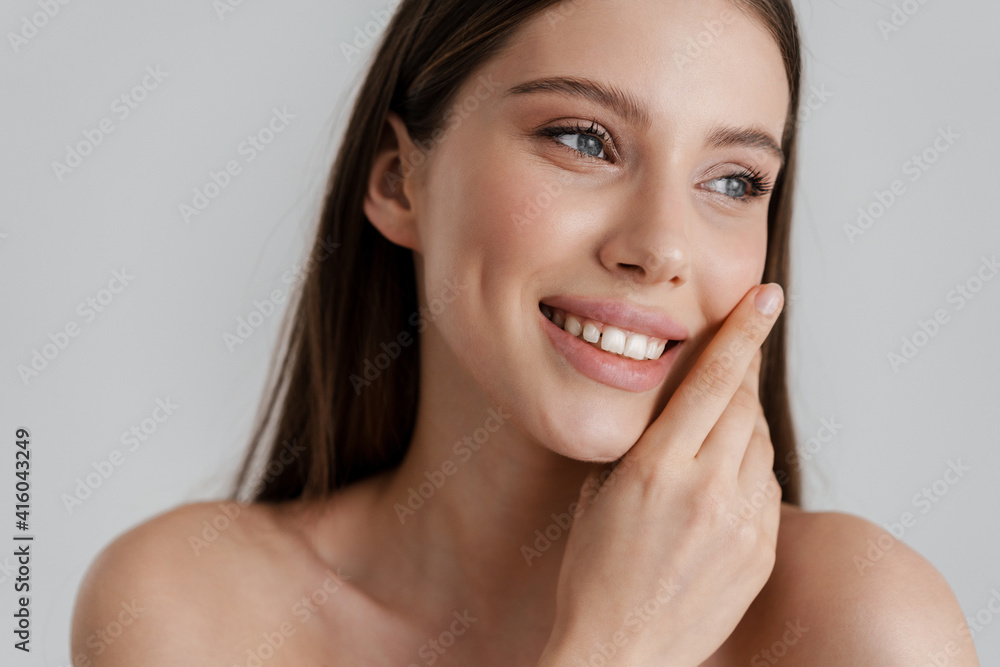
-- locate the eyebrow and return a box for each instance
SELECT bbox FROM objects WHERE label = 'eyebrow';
[505,75,651,129]
[503,75,785,167]
[705,125,785,168]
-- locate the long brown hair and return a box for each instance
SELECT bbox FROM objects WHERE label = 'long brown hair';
[232,0,805,506]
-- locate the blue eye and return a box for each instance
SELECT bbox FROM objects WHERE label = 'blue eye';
[705,167,774,202]
[706,177,750,198]
[539,120,614,162]
[537,122,774,204]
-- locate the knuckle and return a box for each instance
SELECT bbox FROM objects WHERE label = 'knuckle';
[688,485,729,528]
[738,317,768,347]
[696,358,740,399]
[747,353,762,380]
[760,472,782,505]
[729,384,759,412]
[763,445,775,472]
[751,429,775,470]
[767,472,782,497]
[727,511,759,548]
[756,407,770,431]
[699,467,731,504]
[608,455,649,494]
[609,453,640,482]
[634,452,681,489]
[753,413,774,444]
[758,539,778,569]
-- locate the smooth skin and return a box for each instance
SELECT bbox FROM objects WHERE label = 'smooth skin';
[537,287,787,666]
[72,1,978,665]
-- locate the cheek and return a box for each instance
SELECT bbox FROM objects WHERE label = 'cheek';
[413,135,562,355]
[430,146,575,289]
[697,223,769,319]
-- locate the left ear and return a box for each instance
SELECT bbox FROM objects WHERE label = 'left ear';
[362,111,424,253]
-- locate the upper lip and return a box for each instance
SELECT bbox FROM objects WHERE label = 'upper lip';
[540,295,689,342]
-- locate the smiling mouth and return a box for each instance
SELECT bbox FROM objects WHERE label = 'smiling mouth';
[540,302,681,361]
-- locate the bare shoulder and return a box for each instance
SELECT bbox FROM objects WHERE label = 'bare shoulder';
[734,503,979,666]
[71,500,333,666]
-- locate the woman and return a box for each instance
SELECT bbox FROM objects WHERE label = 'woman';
[72,0,979,664]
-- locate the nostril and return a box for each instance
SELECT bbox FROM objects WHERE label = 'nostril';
[619,263,646,277]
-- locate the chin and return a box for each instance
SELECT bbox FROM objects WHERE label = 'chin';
[546,441,627,464]
[533,409,642,463]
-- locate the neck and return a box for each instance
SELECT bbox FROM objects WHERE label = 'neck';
[365,334,605,637]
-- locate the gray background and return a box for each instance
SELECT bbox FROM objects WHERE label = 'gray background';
[1,0,997,664]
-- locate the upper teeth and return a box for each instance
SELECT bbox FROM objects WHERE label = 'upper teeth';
[542,304,670,361]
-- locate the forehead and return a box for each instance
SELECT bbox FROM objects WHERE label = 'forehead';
[482,0,790,144]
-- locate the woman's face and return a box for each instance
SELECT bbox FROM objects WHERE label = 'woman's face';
[398,0,789,461]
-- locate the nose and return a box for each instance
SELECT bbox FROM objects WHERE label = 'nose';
[598,179,691,287]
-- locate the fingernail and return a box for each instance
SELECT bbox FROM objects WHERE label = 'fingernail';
[755,283,782,315]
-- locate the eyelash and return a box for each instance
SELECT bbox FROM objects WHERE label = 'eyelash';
[718,166,774,201]
[539,119,615,162]
[538,121,775,203]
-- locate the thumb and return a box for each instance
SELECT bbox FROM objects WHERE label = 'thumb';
[576,461,614,513]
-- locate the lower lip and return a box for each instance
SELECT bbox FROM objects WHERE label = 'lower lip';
[539,306,683,393]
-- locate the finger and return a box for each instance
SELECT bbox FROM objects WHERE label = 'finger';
[759,472,783,551]
[737,413,780,541]
[575,461,613,514]
[738,409,774,489]
[694,349,763,476]
[638,283,783,462]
